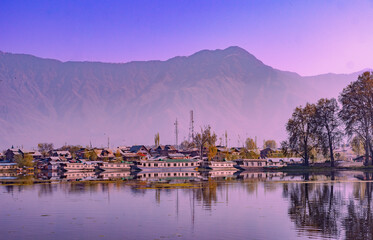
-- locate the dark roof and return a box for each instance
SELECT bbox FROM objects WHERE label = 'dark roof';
[130,145,148,153]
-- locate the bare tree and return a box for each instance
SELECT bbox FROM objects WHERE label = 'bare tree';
[314,98,343,167]
[286,103,317,166]
[339,72,373,165]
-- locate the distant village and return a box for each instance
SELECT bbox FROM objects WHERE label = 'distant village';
[0,140,359,174]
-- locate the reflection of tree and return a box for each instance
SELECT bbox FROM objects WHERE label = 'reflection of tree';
[344,181,373,240]
[195,180,218,209]
[285,182,340,238]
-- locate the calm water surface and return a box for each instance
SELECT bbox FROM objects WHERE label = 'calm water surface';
[1,170,373,240]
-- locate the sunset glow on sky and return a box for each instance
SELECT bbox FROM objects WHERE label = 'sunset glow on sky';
[1,0,373,75]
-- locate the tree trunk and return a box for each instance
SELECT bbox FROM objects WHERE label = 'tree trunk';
[304,146,309,166]
[329,137,335,167]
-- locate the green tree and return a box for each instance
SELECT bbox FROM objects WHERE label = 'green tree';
[208,145,217,161]
[264,140,277,149]
[245,138,257,151]
[314,98,343,167]
[339,72,373,165]
[286,103,317,166]
[84,150,98,161]
[15,153,34,168]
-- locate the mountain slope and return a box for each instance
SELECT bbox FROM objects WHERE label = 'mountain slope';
[0,47,365,149]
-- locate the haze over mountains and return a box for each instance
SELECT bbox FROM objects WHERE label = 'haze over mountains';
[0,46,368,149]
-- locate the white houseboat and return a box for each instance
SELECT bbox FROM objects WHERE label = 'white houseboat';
[0,163,18,171]
[97,162,131,172]
[234,159,268,171]
[133,159,200,172]
[199,161,237,170]
[61,161,100,172]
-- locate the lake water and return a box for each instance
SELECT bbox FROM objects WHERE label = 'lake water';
[1,170,373,240]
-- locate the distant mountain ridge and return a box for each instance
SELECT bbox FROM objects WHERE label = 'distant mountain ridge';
[0,46,368,149]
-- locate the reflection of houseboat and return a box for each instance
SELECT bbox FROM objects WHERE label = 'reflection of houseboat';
[199,161,237,170]
[97,171,132,180]
[62,171,97,181]
[0,172,18,179]
[133,159,200,172]
[61,161,100,172]
[199,170,239,180]
[97,162,131,172]
[234,159,268,170]
[133,170,201,182]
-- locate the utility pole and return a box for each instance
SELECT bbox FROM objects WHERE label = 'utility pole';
[189,110,194,142]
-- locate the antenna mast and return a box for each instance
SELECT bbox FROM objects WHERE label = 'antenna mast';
[174,118,179,150]
[189,110,194,142]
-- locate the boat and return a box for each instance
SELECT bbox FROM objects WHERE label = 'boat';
[234,159,268,171]
[61,171,98,181]
[61,161,100,172]
[97,162,131,172]
[132,159,201,172]
[198,160,237,170]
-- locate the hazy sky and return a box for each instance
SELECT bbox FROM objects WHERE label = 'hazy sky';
[1,0,373,76]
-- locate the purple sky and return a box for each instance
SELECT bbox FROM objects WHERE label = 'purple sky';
[1,0,373,76]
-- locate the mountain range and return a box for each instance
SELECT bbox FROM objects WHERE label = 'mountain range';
[0,46,368,149]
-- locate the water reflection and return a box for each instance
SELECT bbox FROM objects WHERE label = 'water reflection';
[3,170,373,239]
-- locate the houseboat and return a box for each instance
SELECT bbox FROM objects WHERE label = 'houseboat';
[132,159,200,172]
[97,162,131,172]
[61,171,98,181]
[199,160,237,170]
[61,161,100,172]
[0,163,18,171]
[234,159,268,171]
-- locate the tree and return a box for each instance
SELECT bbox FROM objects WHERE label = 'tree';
[60,145,82,158]
[37,143,54,157]
[351,136,365,156]
[286,103,317,166]
[245,138,257,151]
[313,98,343,167]
[264,140,277,149]
[339,72,373,165]
[180,140,195,150]
[154,133,160,147]
[84,150,98,161]
[194,125,217,160]
[239,148,259,159]
[208,145,217,161]
[15,153,34,168]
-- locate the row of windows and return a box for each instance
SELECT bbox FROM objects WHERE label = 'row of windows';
[141,172,196,177]
[244,162,266,166]
[141,162,195,167]
[0,166,17,169]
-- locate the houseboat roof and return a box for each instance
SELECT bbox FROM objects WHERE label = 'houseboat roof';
[0,163,17,166]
